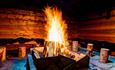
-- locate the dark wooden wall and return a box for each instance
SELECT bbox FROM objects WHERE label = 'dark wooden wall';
[77,10,115,43]
[67,21,79,39]
[0,8,46,39]
[0,8,79,39]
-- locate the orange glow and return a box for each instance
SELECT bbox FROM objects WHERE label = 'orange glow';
[44,6,67,44]
[43,6,86,61]
[44,6,67,55]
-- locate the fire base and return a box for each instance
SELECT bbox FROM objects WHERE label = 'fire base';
[31,51,89,70]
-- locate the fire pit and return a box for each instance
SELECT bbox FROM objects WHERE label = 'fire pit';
[30,6,89,70]
[32,51,89,70]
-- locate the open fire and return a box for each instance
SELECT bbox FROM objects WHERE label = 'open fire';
[31,6,89,70]
[43,6,86,61]
[30,6,89,70]
[44,6,68,57]
[44,6,67,44]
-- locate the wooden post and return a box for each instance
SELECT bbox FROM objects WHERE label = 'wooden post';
[87,43,93,56]
[19,47,26,58]
[100,48,109,63]
[72,41,79,52]
[0,47,6,62]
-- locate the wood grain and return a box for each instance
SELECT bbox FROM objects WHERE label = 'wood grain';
[78,11,115,43]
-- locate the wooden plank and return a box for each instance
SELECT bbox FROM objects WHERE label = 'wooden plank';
[78,25,115,30]
[79,33,115,37]
[111,52,115,56]
[0,33,46,39]
[78,29,115,34]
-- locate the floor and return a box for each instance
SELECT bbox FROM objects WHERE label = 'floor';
[0,49,115,70]
[0,58,26,70]
[27,54,36,70]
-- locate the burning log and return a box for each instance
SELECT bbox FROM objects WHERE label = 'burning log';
[65,40,72,51]
[43,41,64,57]
[42,41,86,62]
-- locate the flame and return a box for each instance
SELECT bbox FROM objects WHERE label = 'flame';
[44,6,67,56]
[43,6,86,61]
[44,6,67,45]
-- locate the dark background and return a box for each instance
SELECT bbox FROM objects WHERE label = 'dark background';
[0,0,114,21]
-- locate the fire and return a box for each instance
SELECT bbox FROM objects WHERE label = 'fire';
[44,6,67,44]
[35,6,86,61]
[44,6,67,56]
